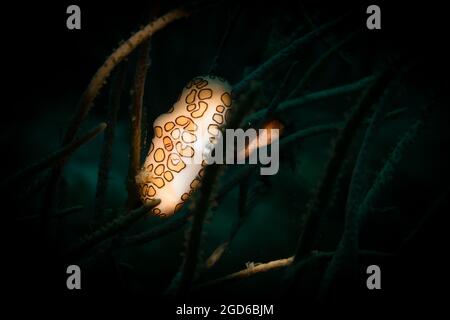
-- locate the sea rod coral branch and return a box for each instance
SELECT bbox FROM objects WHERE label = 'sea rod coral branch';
[293,68,391,263]
[193,251,392,291]
[41,8,188,237]
[287,30,362,98]
[126,38,152,208]
[245,75,375,124]
[319,100,432,298]
[232,14,346,98]
[17,205,84,222]
[64,199,160,260]
[317,75,399,298]
[95,64,127,217]
[195,256,295,290]
[64,9,189,145]
[117,209,192,248]
[0,123,106,191]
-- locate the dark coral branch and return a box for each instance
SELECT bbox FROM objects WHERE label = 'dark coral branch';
[17,205,84,222]
[126,39,152,208]
[1,123,106,192]
[265,61,299,118]
[64,199,160,260]
[63,9,189,146]
[232,14,346,98]
[95,64,127,217]
[117,209,192,248]
[319,100,432,299]
[300,2,355,66]
[205,241,230,269]
[16,172,50,198]
[245,75,375,123]
[399,188,449,252]
[293,69,392,262]
[317,76,398,298]
[278,107,407,148]
[346,64,418,219]
[346,78,399,228]
[195,250,392,291]
[174,164,222,296]
[197,256,295,290]
[215,165,259,202]
[208,2,241,74]
[217,106,405,202]
[205,178,251,269]
[41,9,189,235]
[287,30,362,99]
[280,123,341,147]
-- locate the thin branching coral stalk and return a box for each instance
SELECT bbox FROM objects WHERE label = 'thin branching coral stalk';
[287,30,362,99]
[63,9,189,146]
[319,101,432,298]
[347,78,399,227]
[217,104,408,199]
[215,165,259,202]
[232,14,346,97]
[399,188,449,252]
[245,75,375,123]
[174,164,222,295]
[0,123,106,191]
[317,86,410,220]
[195,250,392,291]
[265,61,299,118]
[208,2,241,74]
[317,76,398,297]
[280,123,342,147]
[94,65,127,217]
[280,106,407,221]
[15,172,50,199]
[41,9,189,233]
[117,209,192,247]
[205,176,253,269]
[300,4,355,66]
[64,199,160,260]
[198,256,295,290]
[17,205,83,222]
[205,242,230,269]
[126,39,152,208]
[346,67,415,217]
[293,69,391,262]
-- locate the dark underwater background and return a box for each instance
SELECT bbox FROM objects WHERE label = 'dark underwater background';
[4,0,450,315]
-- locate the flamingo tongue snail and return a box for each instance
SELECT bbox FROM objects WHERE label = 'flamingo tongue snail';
[135,75,283,217]
[135,75,232,217]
